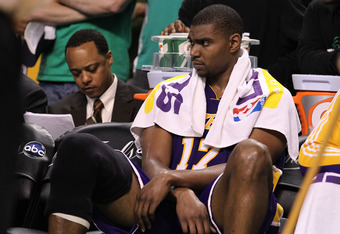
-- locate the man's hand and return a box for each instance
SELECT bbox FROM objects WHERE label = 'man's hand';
[161,19,190,35]
[134,172,172,232]
[173,188,216,234]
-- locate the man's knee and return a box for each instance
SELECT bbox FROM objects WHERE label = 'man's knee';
[50,133,106,192]
[56,133,103,164]
[58,133,87,149]
[58,133,97,153]
[47,133,133,222]
[230,139,272,178]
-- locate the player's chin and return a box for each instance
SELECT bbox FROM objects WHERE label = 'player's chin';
[195,69,207,77]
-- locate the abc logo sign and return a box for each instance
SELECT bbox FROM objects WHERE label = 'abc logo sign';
[23,141,46,158]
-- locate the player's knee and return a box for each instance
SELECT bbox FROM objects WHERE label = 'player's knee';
[58,133,93,151]
[232,139,272,178]
[51,133,104,180]
[57,133,98,161]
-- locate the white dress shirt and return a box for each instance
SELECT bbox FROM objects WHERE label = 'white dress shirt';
[86,75,118,123]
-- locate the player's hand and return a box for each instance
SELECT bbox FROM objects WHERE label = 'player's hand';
[173,187,216,234]
[134,172,171,232]
[161,19,190,35]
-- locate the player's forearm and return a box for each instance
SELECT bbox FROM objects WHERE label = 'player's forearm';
[144,159,225,190]
[26,1,88,25]
[141,125,224,190]
[166,163,225,190]
[56,0,132,15]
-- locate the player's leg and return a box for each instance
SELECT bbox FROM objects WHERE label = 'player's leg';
[48,174,141,234]
[211,139,273,233]
[48,215,88,234]
[46,133,140,233]
[94,173,140,230]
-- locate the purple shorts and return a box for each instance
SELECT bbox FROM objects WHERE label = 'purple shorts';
[93,157,278,234]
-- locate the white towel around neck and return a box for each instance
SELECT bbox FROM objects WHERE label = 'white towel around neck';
[131,49,301,160]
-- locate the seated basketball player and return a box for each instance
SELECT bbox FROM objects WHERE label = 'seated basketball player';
[46,5,301,234]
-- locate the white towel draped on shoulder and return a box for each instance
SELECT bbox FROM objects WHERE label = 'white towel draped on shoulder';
[131,49,301,160]
[24,22,56,55]
[22,22,56,67]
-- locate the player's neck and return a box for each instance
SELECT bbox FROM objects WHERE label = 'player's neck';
[207,80,228,99]
[206,69,233,98]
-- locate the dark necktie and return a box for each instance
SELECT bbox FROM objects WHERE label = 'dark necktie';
[85,98,104,125]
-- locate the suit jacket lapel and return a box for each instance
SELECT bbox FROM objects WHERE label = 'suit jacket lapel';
[112,79,135,122]
[70,93,87,126]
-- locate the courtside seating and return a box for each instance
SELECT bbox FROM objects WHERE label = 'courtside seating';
[275,134,308,232]
[8,122,137,234]
[55,122,134,150]
[293,91,336,135]
[10,121,307,233]
[9,123,55,229]
[54,121,141,167]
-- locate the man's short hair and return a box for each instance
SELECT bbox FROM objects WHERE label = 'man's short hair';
[191,4,243,38]
[65,29,109,56]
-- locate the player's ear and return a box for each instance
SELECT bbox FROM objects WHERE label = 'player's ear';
[229,33,241,53]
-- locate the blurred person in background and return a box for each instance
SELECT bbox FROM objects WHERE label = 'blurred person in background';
[128,0,183,89]
[0,0,34,231]
[297,0,340,75]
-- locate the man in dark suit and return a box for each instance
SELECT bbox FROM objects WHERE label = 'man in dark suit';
[48,29,147,126]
